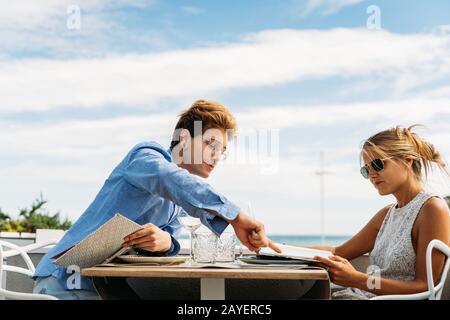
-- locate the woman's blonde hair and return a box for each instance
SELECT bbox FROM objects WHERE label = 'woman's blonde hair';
[361,125,447,181]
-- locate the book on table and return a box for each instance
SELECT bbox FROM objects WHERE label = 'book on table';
[258,243,332,263]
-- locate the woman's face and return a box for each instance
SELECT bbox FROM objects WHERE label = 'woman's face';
[362,152,411,196]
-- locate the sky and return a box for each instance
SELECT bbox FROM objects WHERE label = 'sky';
[0,0,449,236]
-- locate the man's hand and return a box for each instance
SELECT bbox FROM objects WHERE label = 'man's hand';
[122,223,171,253]
[230,212,281,254]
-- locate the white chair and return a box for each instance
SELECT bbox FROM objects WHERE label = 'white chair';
[371,239,450,300]
[0,239,59,300]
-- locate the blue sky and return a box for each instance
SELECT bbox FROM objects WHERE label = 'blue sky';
[1,0,449,235]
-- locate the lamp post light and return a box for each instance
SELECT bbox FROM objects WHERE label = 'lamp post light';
[314,151,335,246]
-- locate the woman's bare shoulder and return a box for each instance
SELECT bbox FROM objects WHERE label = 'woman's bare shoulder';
[413,197,450,233]
[374,204,392,220]
[419,197,450,221]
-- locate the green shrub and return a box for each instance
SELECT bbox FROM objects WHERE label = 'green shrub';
[0,194,72,233]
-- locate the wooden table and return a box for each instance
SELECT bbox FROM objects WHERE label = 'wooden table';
[82,266,330,300]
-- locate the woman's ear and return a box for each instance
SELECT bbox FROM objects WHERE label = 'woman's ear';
[404,158,414,169]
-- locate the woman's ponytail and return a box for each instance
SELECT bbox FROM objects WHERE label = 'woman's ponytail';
[403,125,447,179]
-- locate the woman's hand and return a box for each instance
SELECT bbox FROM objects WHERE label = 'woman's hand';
[122,223,171,253]
[314,255,368,288]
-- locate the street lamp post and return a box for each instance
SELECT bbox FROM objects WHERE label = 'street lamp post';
[314,152,335,245]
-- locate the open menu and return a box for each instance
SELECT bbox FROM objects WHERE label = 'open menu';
[52,214,142,268]
[258,243,332,262]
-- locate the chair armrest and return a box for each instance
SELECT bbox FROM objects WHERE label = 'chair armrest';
[21,239,60,253]
[2,239,59,258]
[0,288,58,300]
[370,291,430,300]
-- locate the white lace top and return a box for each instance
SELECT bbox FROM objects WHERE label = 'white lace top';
[332,192,435,300]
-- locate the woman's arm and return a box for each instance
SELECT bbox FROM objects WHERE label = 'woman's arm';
[361,197,450,295]
[307,205,391,260]
[315,255,430,295]
[307,246,336,254]
[316,197,450,296]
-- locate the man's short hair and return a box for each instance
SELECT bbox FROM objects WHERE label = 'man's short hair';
[170,99,237,150]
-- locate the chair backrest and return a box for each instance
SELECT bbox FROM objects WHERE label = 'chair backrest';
[0,240,58,300]
[426,239,450,300]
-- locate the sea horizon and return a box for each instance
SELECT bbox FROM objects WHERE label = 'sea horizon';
[179,234,350,246]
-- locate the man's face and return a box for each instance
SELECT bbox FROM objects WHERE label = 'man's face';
[182,128,228,178]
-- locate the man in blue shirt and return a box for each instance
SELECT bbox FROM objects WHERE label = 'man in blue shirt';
[33,99,280,299]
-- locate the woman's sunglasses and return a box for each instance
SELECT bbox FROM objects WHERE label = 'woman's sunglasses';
[360,159,385,179]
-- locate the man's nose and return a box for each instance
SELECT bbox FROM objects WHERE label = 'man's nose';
[211,150,221,162]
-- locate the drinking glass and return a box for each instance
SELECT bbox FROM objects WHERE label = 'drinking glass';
[192,231,218,263]
[177,211,202,264]
[216,232,237,262]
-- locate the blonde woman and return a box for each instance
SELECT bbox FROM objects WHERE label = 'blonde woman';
[312,125,450,299]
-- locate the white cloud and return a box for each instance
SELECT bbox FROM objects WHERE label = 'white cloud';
[0,0,164,58]
[1,28,450,112]
[302,0,364,16]
[236,99,450,131]
[419,84,450,99]
[0,0,68,29]
[0,0,157,29]
[432,24,450,35]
